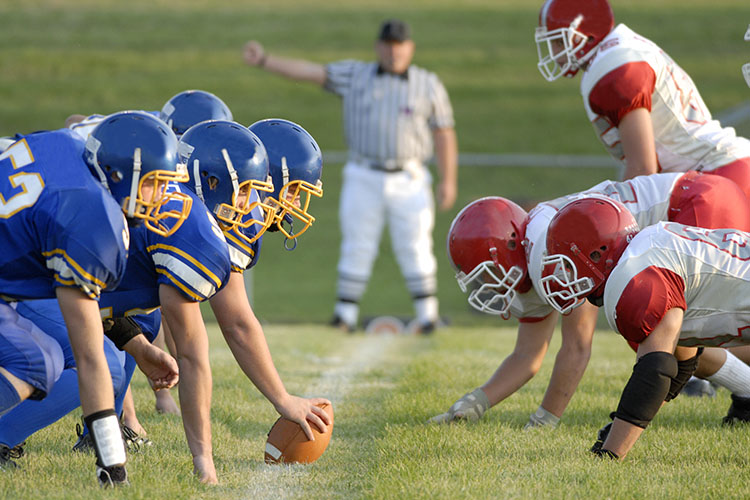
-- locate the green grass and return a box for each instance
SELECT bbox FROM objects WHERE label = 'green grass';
[1,323,748,499]
[1,0,749,326]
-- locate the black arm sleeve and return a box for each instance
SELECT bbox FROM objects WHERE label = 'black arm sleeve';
[103,317,144,351]
[614,351,678,429]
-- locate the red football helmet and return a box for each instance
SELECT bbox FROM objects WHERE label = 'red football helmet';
[540,196,638,314]
[535,0,615,81]
[447,197,531,318]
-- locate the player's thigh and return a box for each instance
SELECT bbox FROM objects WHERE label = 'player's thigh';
[339,164,387,244]
[0,301,64,398]
[15,299,75,368]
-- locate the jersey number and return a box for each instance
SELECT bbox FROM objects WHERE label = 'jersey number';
[0,139,43,218]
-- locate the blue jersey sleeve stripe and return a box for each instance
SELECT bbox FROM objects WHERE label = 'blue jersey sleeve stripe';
[151,253,220,299]
[146,243,222,288]
[155,268,205,301]
[42,248,107,289]
[224,230,256,257]
[227,244,252,271]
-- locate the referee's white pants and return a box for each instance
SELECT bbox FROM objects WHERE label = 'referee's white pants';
[336,161,437,308]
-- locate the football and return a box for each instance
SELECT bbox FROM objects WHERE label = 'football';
[264,402,334,464]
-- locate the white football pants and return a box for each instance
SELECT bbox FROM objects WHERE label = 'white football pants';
[335,160,437,324]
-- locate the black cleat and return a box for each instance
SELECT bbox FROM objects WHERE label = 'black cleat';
[418,322,436,335]
[121,424,152,452]
[723,394,750,425]
[0,443,24,469]
[329,315,355,333]
[682,377,716,398]
[73,417,94,453]
[97,464,129,487]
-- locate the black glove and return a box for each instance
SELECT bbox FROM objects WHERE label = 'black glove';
[591,447,619,460]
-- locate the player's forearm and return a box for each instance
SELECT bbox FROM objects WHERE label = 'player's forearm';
[177,350,214,460]
[540,345,591,417]
[261,54,327,85]
[56,288,116,414]
[481,352,544,406]
[222,319,289,406]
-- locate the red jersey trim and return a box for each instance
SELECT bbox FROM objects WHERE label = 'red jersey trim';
[589,61,656,127]
[614,266,686,344]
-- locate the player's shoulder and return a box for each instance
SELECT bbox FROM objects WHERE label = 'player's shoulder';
[582,24,657,91]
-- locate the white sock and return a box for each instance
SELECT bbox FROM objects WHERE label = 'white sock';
[414,296,438,325]
[334,301,359,327]
[706,351,750,397]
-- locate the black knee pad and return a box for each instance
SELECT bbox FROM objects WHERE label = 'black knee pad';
[614,351,678,429]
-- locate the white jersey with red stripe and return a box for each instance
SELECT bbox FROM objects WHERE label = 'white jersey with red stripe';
[512,172,685,321]
[581,24,750,172]
[603,222,750,348]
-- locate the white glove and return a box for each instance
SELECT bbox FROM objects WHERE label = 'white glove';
[524,405,560,429]
[429,388,490,424]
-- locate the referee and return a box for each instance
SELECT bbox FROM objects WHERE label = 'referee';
[244,18,458,333]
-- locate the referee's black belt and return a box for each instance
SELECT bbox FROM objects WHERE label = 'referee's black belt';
[356,157,419,173]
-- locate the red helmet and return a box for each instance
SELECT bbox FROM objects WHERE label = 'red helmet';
[540,196,638,314]
[447,197,530,318]
[535,0,614,81]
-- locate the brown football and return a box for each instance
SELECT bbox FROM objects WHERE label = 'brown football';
[264,402,334,464]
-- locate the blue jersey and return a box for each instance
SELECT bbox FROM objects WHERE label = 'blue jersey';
[223,202,264,273]
[98,186,231,319]
[0,130,129,300]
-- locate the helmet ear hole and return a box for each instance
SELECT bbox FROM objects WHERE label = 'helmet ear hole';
[109,169,123,183]
[206,176,219,190]
[589,250,601,263]
[507,240,516,251]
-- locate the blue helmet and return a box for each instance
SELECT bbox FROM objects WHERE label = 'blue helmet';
[247,119,323,240]
[84,111,192,237]
[178,120,274,244]
[159,90,233,137]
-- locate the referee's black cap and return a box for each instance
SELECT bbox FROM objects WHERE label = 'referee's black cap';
[378,19,411,42]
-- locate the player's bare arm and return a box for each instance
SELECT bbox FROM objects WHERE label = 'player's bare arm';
[209,272,331,441]
[159,284,217,484]
[430,312,557,423]
[618,108,659,180]
[243,40,327,86]
[600,307,684,459]
[56,287,117,416]
[120,334,179,390]
[433,126,458,211]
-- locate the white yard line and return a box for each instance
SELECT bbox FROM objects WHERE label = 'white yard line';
[242,334,399,499]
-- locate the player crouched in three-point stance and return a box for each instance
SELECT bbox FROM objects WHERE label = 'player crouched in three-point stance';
[177,118,331,458]
[540,196,750,459]
[432,171,750,427]
[0,111,183,485]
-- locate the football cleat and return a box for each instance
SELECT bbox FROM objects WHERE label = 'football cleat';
[722,394,750,425]
[0,443,25,470]
[681,377,716,398]
[329,315,356,334]
[73,418,94,453]
[96,464,129,488]
[121,424,152,452]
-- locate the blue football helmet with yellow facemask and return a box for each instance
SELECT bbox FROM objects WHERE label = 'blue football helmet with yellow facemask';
[248,119,323,241]
[84,111,192,237]
[178,120,275,245]
[159,90,233,137]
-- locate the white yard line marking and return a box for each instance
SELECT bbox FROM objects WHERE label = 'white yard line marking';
[243,334,399,499]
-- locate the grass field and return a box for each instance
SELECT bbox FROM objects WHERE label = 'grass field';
[2,0,749,325]
[1,324,749,499]
[2,1,750,497]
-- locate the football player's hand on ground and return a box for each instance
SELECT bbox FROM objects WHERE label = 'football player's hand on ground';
[193,454,218,484]
[524,406,560,430]
[428,388,490,424]
[275,395,332,441]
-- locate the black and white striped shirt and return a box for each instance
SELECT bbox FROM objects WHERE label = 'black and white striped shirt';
[324,60,454,164]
